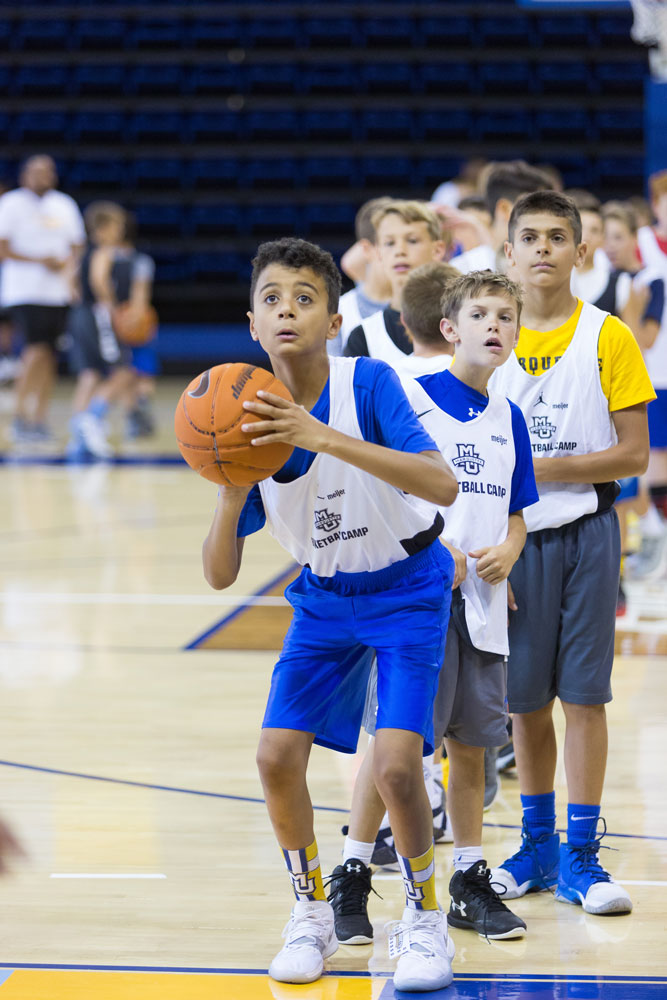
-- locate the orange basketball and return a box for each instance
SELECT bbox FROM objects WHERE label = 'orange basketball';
[174,363,295,486]
[112,302,159,346]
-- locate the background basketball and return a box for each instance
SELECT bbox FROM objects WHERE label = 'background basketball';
[112,302,159,346]
[174,362,295,486]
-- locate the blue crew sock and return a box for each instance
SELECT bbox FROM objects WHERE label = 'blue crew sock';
[88,398,109,419]
[567,803,600,847]
[521,791,556,838]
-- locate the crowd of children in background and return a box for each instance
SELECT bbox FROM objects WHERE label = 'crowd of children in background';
[204,170,656,990]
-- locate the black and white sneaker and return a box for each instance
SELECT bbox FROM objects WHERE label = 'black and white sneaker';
[448,860,527,939]
[326,859,374,944]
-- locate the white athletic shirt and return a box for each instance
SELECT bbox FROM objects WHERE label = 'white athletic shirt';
[405,380,516,654]
[394,353,453,381]
[0,188,85,307]
[570,251,611,305]
[360,309,411,367]
[258,357,439,576]
[637,227,667,388]
[338,287,363,346]
[491,301,616,532]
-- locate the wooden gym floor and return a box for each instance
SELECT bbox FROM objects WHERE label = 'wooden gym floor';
[0,380,666,999]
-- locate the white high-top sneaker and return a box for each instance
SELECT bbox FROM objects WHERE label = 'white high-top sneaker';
[389,906,455,992]
[268,900,338,984]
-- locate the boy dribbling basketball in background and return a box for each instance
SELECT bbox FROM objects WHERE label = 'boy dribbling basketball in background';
[202,237,460,992]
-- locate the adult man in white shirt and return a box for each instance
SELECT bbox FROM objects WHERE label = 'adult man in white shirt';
[0,155,85,442]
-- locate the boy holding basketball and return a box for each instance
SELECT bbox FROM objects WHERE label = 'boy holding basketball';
[490,191,654,914]
[202,238,459,991]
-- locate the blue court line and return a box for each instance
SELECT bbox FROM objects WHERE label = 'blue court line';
[183,561,298,649]
[0,453,184,467]
[0,963,664,982]
[1,758,666,842]
[0,759,346,814]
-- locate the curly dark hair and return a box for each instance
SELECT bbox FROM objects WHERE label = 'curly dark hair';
[250,238,342,313]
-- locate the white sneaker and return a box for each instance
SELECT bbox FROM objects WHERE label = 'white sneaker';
[73,412,113,459]
[389,907,455,992]
[268,900,338,984]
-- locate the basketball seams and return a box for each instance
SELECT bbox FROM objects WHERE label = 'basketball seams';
[175,362,295,486]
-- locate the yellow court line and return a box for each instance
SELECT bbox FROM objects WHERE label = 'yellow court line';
[0,971,389,1000]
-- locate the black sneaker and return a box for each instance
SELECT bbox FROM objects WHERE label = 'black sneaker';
[371,822,399,870]
[326,859,374,944]
[448,860,527,939]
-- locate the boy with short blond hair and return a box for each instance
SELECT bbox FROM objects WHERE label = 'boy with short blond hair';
[491,190,654,914]
[331,196,393,355]
[330,270,539,942]
[345,200,445,362]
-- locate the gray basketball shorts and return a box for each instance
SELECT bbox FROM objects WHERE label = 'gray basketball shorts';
[506,506,620,714]
[362,590,509,750]
[432,589,509,749]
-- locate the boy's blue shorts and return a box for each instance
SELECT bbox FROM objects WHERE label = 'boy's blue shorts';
[262,541,454,755]
[648,389,667,449]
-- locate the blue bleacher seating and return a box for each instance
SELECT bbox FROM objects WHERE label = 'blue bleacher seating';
[0,19,12,51]
[128,18,185,49]
[479,63,533,95]
[362,109,414,141]
[191,252,243,282]
[246,204,301,236]
[536,109,592,140]
[303,18,358,48]
[189,158,241,189]
[302,65,358,95]
[127,65,186,95]
[132,159,186,190]
[419,63,476,95]
[134,204,188,236]
[74,19,127,50]
[129,112,185,144]
[14,19,71,50]
[420,18,474,49]
[247,64,300,95]
[303,110,357,140]
[150,253,192,283]
[303,157,359,188]
[190,111,241,142]
[537,16,594,47]
[553,156,594,189]
[190,65,241,95]
[419,110,473,141]
[12,65,69,96]
[72,64,126,96]
[536,62,594,95]
[362,64,415,95]
[188,20,242,48]
[477,110,533,139]
[360,157,414,187]
[597,14,634,45]
[595,61,646,94]
[247,18,300,49]
[303,204,356,236]
[191,204,243,235]
[596,156,645,190]
[246,159,298,189]
[68,160,128,191]
[595,109,643,139]
[246,111,300,140]
[417,159,463,190]
[71,111,126,143]
[13,111,69,143]
[478,16,533,47]
[360,18,416,48]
